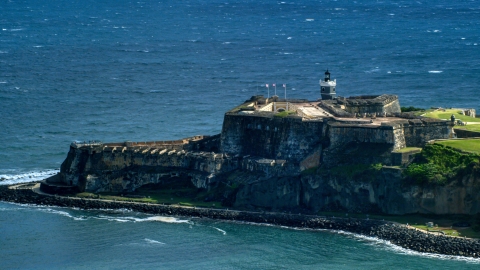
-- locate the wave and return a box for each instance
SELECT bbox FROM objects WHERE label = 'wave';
[428,70,443,74]
[211,226,227,235]
[0,169,59,185]
[149,90,167,93]
[335,230,480,264]
[226,220,480,263]
[38,208,87,221]
[94,215,191,224]
[144,238,166,245]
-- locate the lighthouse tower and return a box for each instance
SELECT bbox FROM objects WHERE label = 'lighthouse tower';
[320,70,336,100]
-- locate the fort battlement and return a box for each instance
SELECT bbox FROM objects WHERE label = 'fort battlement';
[45,72,453,194]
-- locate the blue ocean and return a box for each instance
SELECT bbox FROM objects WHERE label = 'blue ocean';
[1,0,479,268]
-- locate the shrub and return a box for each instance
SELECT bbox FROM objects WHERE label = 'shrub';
[404,144,480,185]
[401,106,425,112]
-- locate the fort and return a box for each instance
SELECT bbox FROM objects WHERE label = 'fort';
[40,71,480,215]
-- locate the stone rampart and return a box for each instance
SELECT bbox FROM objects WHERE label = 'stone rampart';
[339,95,401,115]
[401,119,450,147]
[454,129,480,138]
[327,122,403,149]
[220,114,325,162]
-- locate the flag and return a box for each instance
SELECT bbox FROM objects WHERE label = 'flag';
[272,83,276,87]
[283,84,286,87]
[266,84,269,87]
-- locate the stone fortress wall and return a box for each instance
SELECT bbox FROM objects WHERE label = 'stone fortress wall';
[43,66,455,204]
[48,93,451,194]
[220,113,324,163]
[336,94,401,115]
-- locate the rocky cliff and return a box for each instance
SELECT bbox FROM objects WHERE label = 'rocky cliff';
[45,140,480,215]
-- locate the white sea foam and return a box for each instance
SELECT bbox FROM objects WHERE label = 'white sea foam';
[144,238,166,245]
[95,215,190,224]
[335,230,480,263]
[211,226,227,235]
[305,18,314,22]
[145,216,191,223]
[227,220,480,263]
[428,70,443,73]
[0,169,59,185]
[0,81,7,83]
[39,208,87,221]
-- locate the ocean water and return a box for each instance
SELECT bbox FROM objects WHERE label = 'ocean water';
[1,0,479,268]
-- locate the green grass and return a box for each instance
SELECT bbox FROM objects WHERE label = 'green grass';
[75,187,225,209]
[393,147,422,153]
[455,125,480,133]
[435,139,480,154]
[423,109,480,122]
[317,211,480,238]
[274,110,296,118]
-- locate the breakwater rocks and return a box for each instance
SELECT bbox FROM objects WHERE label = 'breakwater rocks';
[1,184,480,258]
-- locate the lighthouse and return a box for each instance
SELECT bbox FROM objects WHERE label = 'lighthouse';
[320,70,336,100]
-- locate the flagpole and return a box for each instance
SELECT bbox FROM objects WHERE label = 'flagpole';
[274,83,277,96]
[283,84,287,110]
[266,84,269,98]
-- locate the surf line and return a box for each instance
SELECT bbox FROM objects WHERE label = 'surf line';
[0,183,479,259]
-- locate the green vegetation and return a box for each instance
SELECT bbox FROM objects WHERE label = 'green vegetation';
[436,139,480,154]
[423,109,480,122]
[274,110,296,118]
[75,178,225,208]
[455,124,480,133]
[404,143,480,185]
[317,211,480,238]
[301,166,319,176]
[320,163,383,182]
[401,106,425,113]
[393,147,422,153]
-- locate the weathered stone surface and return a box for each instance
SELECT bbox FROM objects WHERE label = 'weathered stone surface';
[43,95,460,214]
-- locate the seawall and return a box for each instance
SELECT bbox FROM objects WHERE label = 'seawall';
[1,184,480,258]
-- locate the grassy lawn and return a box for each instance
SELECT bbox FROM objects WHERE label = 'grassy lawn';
[75,186,225,209]
[455,125,480,132]
[393,147,422,153]
[435,139,480,154]
[423,109,480,122]
[274,110,296,118]
[317,211,480,238]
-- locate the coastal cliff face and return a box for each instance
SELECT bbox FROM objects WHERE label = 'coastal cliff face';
[232,168,480,215]
[52,142,480,215]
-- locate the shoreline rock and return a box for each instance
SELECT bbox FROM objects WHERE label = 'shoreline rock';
[1,184,479,258]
